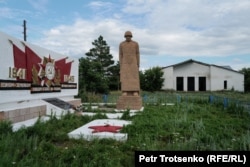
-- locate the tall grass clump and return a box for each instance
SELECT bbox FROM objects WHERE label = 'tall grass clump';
[0,92,250,166]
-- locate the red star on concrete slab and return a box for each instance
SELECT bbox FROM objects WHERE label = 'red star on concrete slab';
[88,124,123,133]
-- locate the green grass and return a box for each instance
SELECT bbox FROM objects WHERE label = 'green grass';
[0,95,250,166]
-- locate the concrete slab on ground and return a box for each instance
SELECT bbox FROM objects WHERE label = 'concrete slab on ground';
[12,116,50,132]
[114,107,144,112]
[68,119,131,142]
[81,112,138,119]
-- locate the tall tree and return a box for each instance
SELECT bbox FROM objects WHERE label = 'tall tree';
[140,66,164,91]
[239,67,250,92]
[79,58,105,94]
[79,36,114,95]
[139,71,146,91]
[107,61,120,91]
[85,35,114,73]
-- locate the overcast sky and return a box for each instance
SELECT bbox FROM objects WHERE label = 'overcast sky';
[1,0,250,70]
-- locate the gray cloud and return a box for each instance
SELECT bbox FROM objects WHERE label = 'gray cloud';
[33,0,250,69]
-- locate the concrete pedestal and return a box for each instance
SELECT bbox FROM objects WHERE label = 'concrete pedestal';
[116,95,142,110]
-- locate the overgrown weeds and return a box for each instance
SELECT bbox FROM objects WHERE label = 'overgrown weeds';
[0,96,250,166]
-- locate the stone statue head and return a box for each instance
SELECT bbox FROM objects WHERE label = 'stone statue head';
[124,31,133,37]
[124,31,132,42]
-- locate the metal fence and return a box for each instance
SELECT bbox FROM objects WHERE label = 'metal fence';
[86,93,250,112]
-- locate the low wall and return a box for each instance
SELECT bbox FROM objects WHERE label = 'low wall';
[0,105,46,123]
[0,98,81,123]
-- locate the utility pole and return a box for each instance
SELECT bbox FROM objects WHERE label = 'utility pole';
[23,20,27,41]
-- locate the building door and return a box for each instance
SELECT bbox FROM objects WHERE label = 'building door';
[224,80,227,89]
[176,77,184,91]
[188,77,195,91]
[199,77,206,91]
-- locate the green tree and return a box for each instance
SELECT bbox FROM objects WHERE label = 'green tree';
[79,36,114,95]
[140,66,164,91]
[239,67,250,92]
[85,35,114,71]
[79,58,108,94]
[139,71,146,91]
[107,61,120,91]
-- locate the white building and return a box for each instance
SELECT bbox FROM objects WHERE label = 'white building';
[162,59,244,92]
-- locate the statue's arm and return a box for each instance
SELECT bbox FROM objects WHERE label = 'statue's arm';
[136,42,140,67]
[119,43,123,68]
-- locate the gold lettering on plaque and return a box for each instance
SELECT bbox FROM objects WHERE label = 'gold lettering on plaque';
[9,67,26,79]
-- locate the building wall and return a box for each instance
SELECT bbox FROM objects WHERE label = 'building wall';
[173,62,210,91]
[162,61,244,92]
[162,67,174,90]
[210,66,244,92]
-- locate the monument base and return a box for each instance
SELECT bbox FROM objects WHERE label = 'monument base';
[116,95,142,110]
[0,97,81,123]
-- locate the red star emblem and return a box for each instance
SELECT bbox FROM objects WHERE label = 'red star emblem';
[88,124,123,133]
[38,55,56,87]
